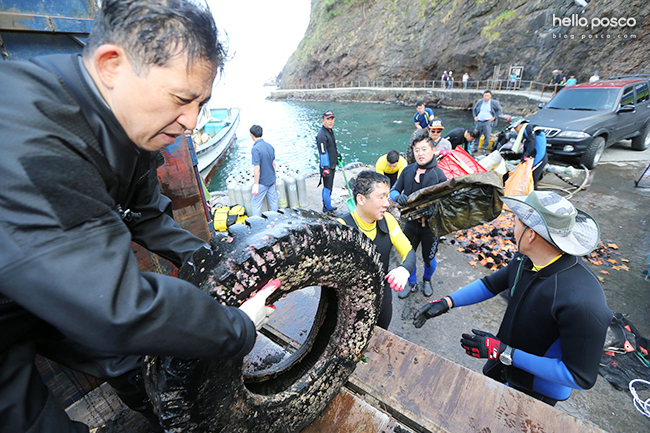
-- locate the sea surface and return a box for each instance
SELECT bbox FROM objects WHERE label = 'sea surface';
[207,86,475,192]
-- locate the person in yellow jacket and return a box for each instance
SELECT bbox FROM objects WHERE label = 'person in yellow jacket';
[375,150,407,187]
[338,171,415,329]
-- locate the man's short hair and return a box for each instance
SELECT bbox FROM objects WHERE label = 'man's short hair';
[416,101,425,107]
[468,128,480,140]
[84,0,226,76]
[386,150,400,164]
[250,125,263,138]
[413,129,434,148]
[483,90,492,95]
[352,171,389,203]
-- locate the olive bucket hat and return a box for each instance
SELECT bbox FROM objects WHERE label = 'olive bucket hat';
[501,191,600,256]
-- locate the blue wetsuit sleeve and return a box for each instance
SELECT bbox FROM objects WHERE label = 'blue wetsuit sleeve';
[512,344,582,389]
[320,153,329,167]
[390,171,405,200]
[448,279,495,307]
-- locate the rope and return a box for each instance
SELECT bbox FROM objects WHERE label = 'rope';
[629,379,650,418]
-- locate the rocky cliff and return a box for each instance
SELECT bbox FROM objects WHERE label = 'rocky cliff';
[279,0,649,88]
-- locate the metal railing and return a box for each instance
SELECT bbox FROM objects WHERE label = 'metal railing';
[280,79,560,98]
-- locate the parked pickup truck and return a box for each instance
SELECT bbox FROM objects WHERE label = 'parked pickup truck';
[527,75,650,168]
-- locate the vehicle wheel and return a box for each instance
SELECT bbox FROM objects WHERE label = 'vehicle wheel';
[143,208,383,433]
[580,136,606,169]
[631,122,650,151]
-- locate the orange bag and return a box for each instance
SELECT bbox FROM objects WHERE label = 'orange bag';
[504,158,534,200]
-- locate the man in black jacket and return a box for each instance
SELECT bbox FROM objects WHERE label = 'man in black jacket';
[0,1,278,432]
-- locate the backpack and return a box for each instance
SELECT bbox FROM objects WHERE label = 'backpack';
[212,205,247,231]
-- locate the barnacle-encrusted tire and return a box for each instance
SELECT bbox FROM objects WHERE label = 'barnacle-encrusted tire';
[144,208,384,432]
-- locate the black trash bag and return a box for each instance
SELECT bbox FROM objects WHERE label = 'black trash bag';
[599,313,650,391]
[400,171,504,238]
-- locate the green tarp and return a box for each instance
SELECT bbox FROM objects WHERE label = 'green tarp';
[400,171,504,237]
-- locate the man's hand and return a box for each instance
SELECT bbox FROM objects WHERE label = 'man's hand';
[239,279,280,330]
[385,266,410,292]
[252,184,259,196]
[413,298,450,328]
[395,194,409,206]
[460,329,507,360]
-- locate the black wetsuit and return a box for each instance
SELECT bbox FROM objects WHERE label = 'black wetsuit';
[341,213,415,329]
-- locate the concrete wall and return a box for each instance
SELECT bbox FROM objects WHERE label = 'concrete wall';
[268,87,552,117]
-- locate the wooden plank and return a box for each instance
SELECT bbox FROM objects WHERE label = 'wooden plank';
[347,328,603,433]
[302,388,414,433]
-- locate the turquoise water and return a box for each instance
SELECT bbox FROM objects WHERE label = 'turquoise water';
[208,91,475,192]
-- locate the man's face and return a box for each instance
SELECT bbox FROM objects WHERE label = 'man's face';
[322,116,335,130]
[416,105,425,115]
[387,161,399,170]
[464,130,476,142]
[413,140,435,165]
[513,216,528,252]
[483,92,492,103]
[357,182,390,222]
[428,128,443,141]
[110,55,216,152]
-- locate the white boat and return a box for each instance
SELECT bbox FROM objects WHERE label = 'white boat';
[192,106,240,181]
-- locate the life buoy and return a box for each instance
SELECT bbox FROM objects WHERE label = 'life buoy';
[144,208,384,432]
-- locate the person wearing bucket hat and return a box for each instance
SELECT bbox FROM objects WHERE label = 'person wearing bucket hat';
[413,191,612,405]
[316,110,340,216]
[406,118,451,164]
[338,171,416,329]
[390,130,447,299]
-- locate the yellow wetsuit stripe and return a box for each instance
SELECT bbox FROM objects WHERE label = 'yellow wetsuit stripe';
[532,254,564,272]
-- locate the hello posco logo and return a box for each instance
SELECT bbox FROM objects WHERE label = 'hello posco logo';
[552,14,636,30]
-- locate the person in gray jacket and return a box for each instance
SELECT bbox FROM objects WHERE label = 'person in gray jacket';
[471,90,503,153]
[0,1,278,432]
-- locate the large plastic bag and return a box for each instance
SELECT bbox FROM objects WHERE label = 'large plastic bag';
[400,171,504,237]
[479,150,508,175]
[504,158,534,199]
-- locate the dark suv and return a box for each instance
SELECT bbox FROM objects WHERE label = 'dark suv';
[527,75,650,168]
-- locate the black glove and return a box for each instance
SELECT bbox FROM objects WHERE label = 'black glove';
[460,329,507,360]
[395,194,409,206]
[321,167,331,177]
[413,298,450,328]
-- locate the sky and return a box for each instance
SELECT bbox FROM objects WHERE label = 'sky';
[206,0,311,104]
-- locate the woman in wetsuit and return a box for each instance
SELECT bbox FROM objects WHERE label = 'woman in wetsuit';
[390,129,447,298]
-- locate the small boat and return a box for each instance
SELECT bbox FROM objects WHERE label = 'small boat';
[192,106,240,183]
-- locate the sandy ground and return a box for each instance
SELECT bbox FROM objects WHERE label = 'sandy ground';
[299,150,650,432]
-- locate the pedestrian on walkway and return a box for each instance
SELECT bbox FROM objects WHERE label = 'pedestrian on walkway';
[250,125,279,216]
[462,72,469,89]
[471,90,503,153]
[589,71,600,83]
[317,110,340,215]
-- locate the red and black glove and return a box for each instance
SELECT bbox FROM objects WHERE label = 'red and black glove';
[460,329,507,360]
[321,167,331,177]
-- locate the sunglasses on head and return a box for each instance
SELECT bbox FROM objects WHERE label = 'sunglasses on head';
[429,129,442,133]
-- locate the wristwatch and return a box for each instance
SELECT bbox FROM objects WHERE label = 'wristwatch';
[499,346,515,366]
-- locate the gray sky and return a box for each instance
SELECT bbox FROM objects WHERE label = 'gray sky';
[207,0,311,94]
